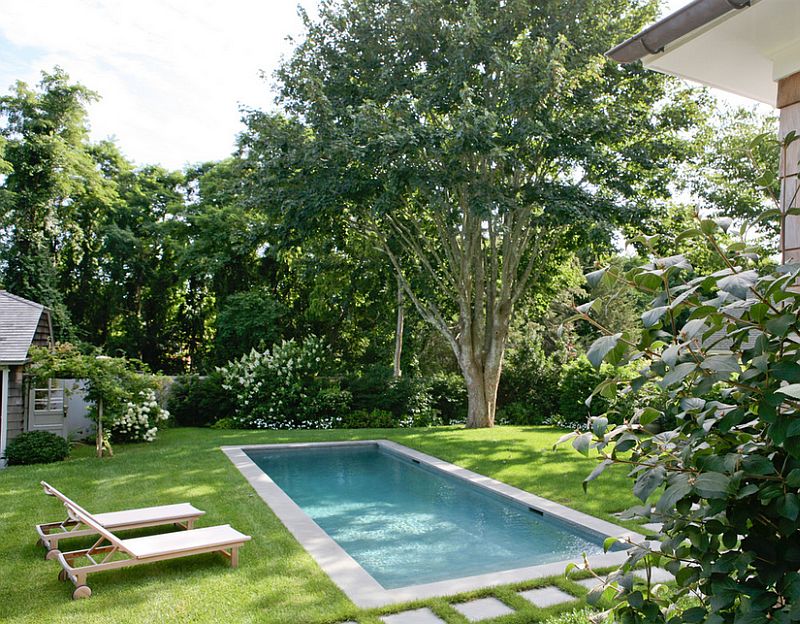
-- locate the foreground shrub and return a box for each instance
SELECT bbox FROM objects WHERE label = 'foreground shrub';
[560,214,800,624]
[219,335,345,429]
[4,431,69,465]
[168,371,235,427]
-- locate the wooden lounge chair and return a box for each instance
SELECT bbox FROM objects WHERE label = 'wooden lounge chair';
[36,482,205,556]
[45,486,251,599]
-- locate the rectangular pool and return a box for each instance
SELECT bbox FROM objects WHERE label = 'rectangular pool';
[223,441,641,607]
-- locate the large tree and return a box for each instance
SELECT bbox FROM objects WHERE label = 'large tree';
[254,0,705,426]
[0,68,102,337]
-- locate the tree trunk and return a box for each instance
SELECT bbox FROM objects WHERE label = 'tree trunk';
[393,276,404,378]
[459,334,505,428]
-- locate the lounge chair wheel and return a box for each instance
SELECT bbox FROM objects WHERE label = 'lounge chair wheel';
[72,585,92,600]
[58,570,69,582]
[45,548,60,561]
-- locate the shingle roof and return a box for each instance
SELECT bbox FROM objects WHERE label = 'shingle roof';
[0,290,45,364]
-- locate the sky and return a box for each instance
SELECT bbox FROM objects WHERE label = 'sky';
[0,0,318,169]
[0,0,758,171]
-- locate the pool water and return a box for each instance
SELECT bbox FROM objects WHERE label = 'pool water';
[245,444,606,589]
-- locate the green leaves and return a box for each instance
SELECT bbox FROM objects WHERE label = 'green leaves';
[777,494,800,521]
[660,362,696,388]
[699,354,740,374]
[586,332,625,368]
[641,306,668,328]
[567,162,800,624]
[693,472,731,499]
[583,459,613,492]
[633,465,666,502]
[655,474,692,513]
[716,270,758,299]
[776,384,800,399]
[572,431,593,456]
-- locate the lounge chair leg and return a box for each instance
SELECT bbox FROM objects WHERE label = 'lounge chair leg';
[186,519,195,530]
[72,585,92,600]
[230,547,239,568]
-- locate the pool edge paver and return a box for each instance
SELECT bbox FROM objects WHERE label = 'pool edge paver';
[451,596,515,621]
[380,607,447,624]
[518,586,577,608]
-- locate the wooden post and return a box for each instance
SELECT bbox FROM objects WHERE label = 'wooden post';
[96,398,103,458]
[779,71,800,264]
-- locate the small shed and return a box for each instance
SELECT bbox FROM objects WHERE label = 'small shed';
[0,290,59,465]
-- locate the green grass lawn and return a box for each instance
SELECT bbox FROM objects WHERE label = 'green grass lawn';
[0,426,641,624]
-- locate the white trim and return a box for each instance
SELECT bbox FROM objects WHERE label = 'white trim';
[1,367,9,468]
[222,440,646,608]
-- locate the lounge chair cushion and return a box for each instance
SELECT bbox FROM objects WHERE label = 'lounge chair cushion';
[92,503,204,528]
[121,524,250,559]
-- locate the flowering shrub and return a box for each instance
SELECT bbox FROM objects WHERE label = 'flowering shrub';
[109,389,170,443]
[219,335,349,429]
[28,343,167,456]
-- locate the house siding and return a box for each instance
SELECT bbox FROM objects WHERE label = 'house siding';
[7,367,25,440]
[0,293,55,447]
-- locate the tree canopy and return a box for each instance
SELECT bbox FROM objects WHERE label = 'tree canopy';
[248,0,707,426]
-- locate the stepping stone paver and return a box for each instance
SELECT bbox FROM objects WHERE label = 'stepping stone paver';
[641,522,663,534]
[381,608,446,624]
[518,586,576,608]
[574,577,605,591]
[452,597,515,622]
[633,568,674,583]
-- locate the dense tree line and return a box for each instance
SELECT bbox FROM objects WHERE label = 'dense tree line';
[0,69,429,374]
[0,0,778,428]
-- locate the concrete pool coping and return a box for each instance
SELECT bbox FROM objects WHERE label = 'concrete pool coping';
[221,440,646,608]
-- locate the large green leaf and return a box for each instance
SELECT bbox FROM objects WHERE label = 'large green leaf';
[633,465,667,502]
[700,354,741,374]
[642,306,668,328]
[586,333,624,369]
[716,271,758,299]
[585,267,608,289]
[660,362,696,388]
[776,384,800,399]
[694,472,731,499]
[656,474,692,512]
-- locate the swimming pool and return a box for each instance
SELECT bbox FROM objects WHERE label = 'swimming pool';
[223,441,641,607]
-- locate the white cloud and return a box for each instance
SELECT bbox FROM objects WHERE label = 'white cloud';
[0,0,317,169]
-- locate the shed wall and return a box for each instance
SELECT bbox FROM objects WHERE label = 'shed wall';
[6,366,25,441]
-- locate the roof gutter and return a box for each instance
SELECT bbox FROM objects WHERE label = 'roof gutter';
[606,0,751,64]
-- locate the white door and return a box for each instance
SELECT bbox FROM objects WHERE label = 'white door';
[27,379,67,438]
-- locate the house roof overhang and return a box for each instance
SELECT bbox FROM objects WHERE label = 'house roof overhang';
[607,0,800,106]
